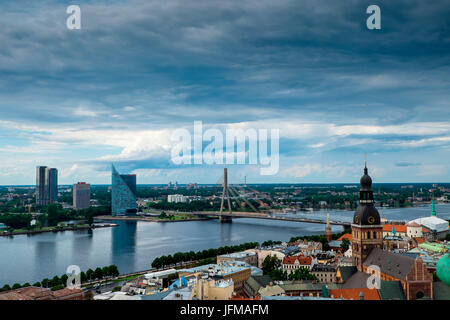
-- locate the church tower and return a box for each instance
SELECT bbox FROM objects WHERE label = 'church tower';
[352,163,383,271]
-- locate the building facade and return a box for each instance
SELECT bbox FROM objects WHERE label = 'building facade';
[311,264,337,283]
[217,251,258,266]
[73,182,91,210]
[36,166,58,205]
[111,164,137,216]
[282,254,313,274]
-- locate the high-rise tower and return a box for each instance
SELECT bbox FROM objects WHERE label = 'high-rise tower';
[36,166,58,205]
[48,168,58,203]
[111,164,137,216]
[36,166,49,205]
[352,163,383,271]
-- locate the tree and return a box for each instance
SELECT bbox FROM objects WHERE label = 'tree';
[288,267,317,281]
[93,267,103,280]
[51,284,65,291]
[102,266,110,278]
[50,276,61,287]
[1,284,11,292]
[22,282,31,288]
[80,272,87,283]
[86,269,94,281]
[262,255,281,275]
[109,265,119,277]
[60,274,68,287]
[12,283,22,289]
[41,278,50,288]
[341,238,350,252]
[33,282,41,287]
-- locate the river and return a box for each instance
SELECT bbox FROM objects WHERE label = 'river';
[0,203,448,286]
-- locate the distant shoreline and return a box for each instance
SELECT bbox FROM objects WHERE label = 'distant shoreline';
[95,215,216,223]
[0,223,118,237]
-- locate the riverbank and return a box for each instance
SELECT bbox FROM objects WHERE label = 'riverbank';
[96,215,217,223]
[0,223,118,237]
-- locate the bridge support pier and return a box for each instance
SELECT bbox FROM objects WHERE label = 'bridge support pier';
[220,215,232,223]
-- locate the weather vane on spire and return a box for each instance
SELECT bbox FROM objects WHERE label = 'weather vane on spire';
[364,153,367,167]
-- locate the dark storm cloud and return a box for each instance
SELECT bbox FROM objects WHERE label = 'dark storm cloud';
[0,0,449,127]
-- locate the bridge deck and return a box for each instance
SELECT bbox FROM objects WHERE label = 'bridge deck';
[187,211,351,226]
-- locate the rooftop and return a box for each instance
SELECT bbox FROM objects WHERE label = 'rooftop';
[329,288,380,300]
[363,248,415,281]
[218,251,256,259]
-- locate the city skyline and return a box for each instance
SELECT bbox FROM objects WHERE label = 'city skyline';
[0,0,449,185]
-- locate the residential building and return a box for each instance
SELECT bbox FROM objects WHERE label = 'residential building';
[282,254,314,274]
[167,194,187,203]
[73,182,90,210]
[248,248,286,268]
[383,224,407,238]
[311,264,337,283]
[190,278,234,300]
[407,222,423,238]
[177,261,256,293]
[217,251,258,266]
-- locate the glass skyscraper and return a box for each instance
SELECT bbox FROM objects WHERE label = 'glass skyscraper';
[48,168,58,203]
[111,164,137,216]
[36,166,58,205]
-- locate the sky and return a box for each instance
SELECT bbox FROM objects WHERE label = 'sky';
[0,0,449,185]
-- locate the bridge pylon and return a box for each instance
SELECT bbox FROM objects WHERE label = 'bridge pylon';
[219,168,232,223]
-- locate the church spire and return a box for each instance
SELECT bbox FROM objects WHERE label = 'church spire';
[431,196,437,216]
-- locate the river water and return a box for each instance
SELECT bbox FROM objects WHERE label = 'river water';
[0,203,448,286]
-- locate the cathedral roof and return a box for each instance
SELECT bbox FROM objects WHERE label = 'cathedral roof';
[363,248,415,281]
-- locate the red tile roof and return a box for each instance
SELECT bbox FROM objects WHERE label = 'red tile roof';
[414,237,425,244]
[283,255,312,265]
[51,288,83,298]
[338,234,352,242]
[383,224,407,233]
[329,288,380,300]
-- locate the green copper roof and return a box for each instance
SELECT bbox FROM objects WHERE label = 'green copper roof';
[431,199,436,216]
[436,254,450,286]
[392,225,396,235]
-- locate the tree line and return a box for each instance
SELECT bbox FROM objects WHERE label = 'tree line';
[0,265,119,292]
[151,242,259,269]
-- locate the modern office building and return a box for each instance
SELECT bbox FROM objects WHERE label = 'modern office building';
[111,164,137,216]
[36,166,58,205]
[48,168,58,203]
[73,182,91,210]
